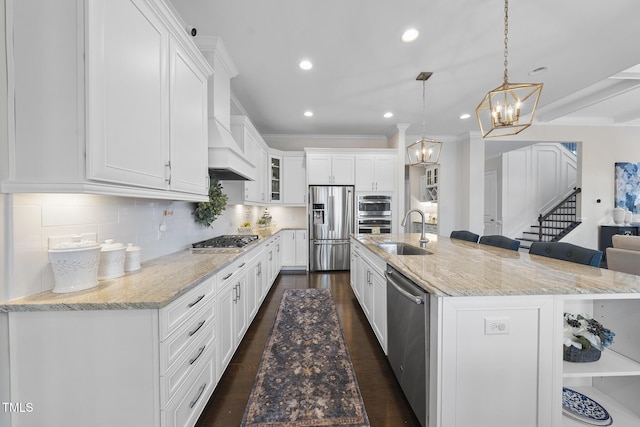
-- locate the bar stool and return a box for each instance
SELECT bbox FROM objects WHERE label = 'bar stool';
[450,230,480,243]
[479,235,521,251]
[529,242,602,267]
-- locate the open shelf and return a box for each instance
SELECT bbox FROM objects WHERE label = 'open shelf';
[563,350,640,378]
[562,386,640,426]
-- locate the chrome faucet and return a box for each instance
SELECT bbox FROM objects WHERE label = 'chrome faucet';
[401,209,429,248]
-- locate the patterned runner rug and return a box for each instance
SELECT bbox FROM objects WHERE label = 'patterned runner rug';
[241,288,370,427]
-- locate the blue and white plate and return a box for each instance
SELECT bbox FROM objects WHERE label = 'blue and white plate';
[562,387,613,426]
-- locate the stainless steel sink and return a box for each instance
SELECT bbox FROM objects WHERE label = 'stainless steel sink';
[375,242,432,256]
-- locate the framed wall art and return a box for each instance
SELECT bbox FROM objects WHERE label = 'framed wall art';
[615,162,640,213]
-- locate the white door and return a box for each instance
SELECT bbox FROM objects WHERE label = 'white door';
[484,170,499,235]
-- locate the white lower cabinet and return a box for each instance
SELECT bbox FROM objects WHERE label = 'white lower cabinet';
[281,229,308,270]
[163,354,216,427]
[216,257,248,375]
[6,232,285,427]
[350,244,363,301]
[246,249,265,320]
[264,234,282,286]
[350,240,387,353]
[7,275,216,427]
[217,234,280,381]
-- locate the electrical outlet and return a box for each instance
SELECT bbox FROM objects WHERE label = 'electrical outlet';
[484,316,510,335]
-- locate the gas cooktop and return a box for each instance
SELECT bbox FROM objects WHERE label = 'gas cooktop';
[192,235,259,249]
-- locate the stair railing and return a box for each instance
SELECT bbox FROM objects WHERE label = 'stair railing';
[537,187,582,242]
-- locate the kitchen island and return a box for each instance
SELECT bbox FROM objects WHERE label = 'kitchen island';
[351,233,640,427]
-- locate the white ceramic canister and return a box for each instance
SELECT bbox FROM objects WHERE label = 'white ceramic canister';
[97,239,126,280]
[48,236,101,293]
[125,243,142,272]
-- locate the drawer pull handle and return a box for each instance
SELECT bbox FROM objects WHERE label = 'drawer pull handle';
[222,273,233,280]
[188,295,205,308]
[189,345,206,365]
[238,262,246,268]
[188,320,206,337]
[189,383,207,409]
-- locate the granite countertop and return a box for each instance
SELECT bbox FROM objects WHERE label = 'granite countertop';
[0,228,286,312]
[353,233,640,297]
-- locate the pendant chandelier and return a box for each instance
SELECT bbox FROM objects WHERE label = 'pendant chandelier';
[407,72,442,167]
[476,0,543,138]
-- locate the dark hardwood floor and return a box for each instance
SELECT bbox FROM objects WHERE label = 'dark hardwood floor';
[195,271,420,426]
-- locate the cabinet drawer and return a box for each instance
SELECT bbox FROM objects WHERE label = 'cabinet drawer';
[160,276,215,340]
[160,298,215,373]
[163,353,216,427]
[217,257,247,293]
[161,322,215,406]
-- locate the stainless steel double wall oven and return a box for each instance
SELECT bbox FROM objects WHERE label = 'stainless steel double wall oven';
[356,194,392,234]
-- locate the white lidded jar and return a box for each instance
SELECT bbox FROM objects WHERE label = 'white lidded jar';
[97,239,126,280]
[125,243,142,272]
[48,235,101,293]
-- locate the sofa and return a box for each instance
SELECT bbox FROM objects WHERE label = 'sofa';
[606,234,640,275]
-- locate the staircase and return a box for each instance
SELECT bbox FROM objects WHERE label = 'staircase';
[517,188,582,250]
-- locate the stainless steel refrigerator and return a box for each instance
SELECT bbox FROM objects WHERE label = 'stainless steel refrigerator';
[309,185,354,271]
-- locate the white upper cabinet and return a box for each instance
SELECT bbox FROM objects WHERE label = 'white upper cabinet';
[3,0,212,201]
[282,155,306,205]
[306,153,355,185]
[85,0,169,190]
[269,155,282,203]
[227,116,267,204]
[168,39,210,194]
[355,154,396,192]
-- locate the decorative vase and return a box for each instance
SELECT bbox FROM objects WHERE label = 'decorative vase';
[625,210,632,225]
[563,345,601,363]
[612,207,625,225]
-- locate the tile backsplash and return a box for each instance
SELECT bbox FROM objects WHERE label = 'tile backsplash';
[6,194,306,301]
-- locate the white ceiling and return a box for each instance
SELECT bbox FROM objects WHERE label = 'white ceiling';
[169,0,640,139]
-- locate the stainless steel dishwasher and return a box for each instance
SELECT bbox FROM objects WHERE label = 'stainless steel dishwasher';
[385,265,429,427]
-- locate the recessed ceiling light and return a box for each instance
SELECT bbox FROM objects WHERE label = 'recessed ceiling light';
[401,28,419,43]
[384,112,394,118]
[460,113,471,120]
[304,111,313,117]
[528,66,548,76]
[299,60,313,70]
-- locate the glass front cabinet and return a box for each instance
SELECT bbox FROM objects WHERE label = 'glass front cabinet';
[269,155,281,203]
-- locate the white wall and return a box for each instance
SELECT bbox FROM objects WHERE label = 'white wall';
[496,143,578,238]
[5,193,305,301]
[264,134,389,151]
[492,125,640,249]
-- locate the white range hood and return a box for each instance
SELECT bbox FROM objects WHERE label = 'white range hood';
[208,119,256,181]
[197,36,255,181]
